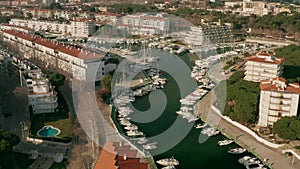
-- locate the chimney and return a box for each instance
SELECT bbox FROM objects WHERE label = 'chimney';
[123,154,127,160]
[119,141,123,147]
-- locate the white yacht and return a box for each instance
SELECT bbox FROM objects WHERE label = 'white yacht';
[143,142,157,150]
[228,147,247,154]
[137,137,149,144]
[194,123,208,129]
[126,130,144,136]
[238,156,261,166]
[119,119,131,126]
[161,165,176,169]
[201,127,220,137]
[124,124,138,130]
[156,157,179,166]
[218,139,234,146]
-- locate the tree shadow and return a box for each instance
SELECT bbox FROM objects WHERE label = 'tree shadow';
[283,65,300,82]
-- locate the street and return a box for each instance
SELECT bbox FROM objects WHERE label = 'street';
[0,58,29,139]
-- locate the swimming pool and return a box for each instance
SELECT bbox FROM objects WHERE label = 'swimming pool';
[37,125,61,137]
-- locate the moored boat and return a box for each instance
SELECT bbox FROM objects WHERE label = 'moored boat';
[156,157,179,166]
[218,139,234,146]
[228,147,247,154]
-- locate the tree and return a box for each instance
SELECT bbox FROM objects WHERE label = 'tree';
[49,2,63,10]
[0,130,20,152]
[274,116,300,140]
[49,73,65,87]
[101,75,112,91]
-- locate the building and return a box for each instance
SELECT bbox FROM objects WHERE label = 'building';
[244,52,284,82]
[258,78,300,127]
[26,69,58,114]
[243,0,270,16]
[94,142,149,169]
[2,29,115,81]
[182,21,234,49]
[9,18,96,37]
[0,24,34,34]
[117,13,170,35]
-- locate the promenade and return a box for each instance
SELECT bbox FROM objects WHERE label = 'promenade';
[196,91,300,169]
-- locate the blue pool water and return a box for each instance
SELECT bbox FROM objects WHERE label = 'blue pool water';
[37,126,60,137]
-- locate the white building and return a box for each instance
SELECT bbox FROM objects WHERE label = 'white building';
[2,29,115,81]
[9,18,96,37]
[117,13,170,35]
[26,69,58,114]
[243,0,270,16]
[244,52,284,82]
[258,78,300,127]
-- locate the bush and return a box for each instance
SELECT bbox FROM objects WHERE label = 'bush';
[274,116,300,140]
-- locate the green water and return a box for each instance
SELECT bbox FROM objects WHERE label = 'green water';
[114,51,252,169]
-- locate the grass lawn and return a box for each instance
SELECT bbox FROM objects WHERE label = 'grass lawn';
[29,111,72,140]
[0,151,34,169]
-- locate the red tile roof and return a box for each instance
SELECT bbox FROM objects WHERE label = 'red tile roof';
[260,78,300,94]
[2,29,103,59]
[246,52,284,65]
[94,142,148,169]
[1,24,33,31]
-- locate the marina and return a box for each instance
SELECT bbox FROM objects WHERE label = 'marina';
[111,51,259,169]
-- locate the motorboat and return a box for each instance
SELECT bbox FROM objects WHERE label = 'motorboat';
[228,147,247,154]
[143,142,157,150]
[119,119,131,126]
[246,163,267,169]
[218,139,234,146]
[156,157,179,166]
[124,124,138,130]
[201,127,220,137]
[238,156,261,166]
[161,165,176,169]
[137,137,149,144]
[194,123,208,129]
[126,130,144,136]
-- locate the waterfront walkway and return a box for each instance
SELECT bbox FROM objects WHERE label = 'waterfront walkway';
[196,91,300,169]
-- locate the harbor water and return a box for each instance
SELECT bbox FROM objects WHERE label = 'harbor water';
[114,51,252,169]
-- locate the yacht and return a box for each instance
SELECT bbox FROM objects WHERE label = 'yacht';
[143,142,157,150]
[161,165,176,169]
[194,123,208,129]
[126,130,144,136]
[156,157,179,166]
[201,127,220,137]
[119,119,131,126]
[228,147,247,154]
[238,156,261,166]
[137,137,149,144]
[124,124,138,130]
[218,139,234,146]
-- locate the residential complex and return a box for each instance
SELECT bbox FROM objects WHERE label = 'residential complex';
[117,13,170,35]
[9,18,96,37]
[244,52,284,82]
[26,69,58,114]
[1,29,115,81]
[258,78,300,127]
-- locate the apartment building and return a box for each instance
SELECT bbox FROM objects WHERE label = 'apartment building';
[244,52,284,82]
[117,13,170,35]
[9,18,95,37]
[258,78,300,127]
[2,29,115,81]
[243,0,270,16]
[26,69,58,114]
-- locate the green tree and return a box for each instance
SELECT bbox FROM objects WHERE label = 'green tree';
[49,73,65,87]
[101,75,112,91]
[274,116,300,140]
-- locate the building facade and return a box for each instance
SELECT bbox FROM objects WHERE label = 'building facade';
[2,29,114,81]
[117,13,170,35]
[9,19,95,37]
[258,78,300,127]
[26,69,58,114]
[244,52,284,82]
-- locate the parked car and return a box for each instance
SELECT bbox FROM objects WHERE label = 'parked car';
[3,112,12,118]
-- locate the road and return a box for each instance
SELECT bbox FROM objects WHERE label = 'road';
[0,59,29,139]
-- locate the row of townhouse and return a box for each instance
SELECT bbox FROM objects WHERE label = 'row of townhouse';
[244,52,300,127]
[9,18,96,37]
[1,29,116,82]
